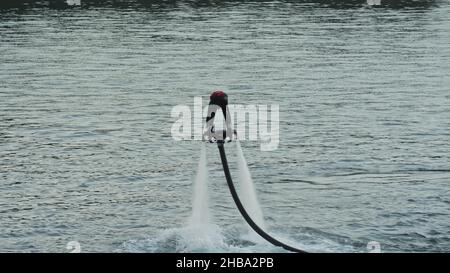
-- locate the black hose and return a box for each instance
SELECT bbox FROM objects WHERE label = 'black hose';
[217,142,307,253]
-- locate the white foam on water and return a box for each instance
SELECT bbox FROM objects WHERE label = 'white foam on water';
[235,140,266,237]
[119,223,356,253]
[120,224,227,253]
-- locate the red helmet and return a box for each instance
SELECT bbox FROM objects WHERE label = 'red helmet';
[210,90,226,98]
[209,90,228,107]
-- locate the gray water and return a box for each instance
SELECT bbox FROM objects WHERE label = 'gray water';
[1,0,449,252]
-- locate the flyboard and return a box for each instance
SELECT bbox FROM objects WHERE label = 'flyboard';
[203,90,307,253]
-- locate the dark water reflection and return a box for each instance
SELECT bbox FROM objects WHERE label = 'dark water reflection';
[0,0,441,10]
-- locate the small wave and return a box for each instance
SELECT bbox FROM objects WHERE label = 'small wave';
[329,168,450,178]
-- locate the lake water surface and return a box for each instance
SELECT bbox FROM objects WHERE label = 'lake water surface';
[0,0,449,252]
